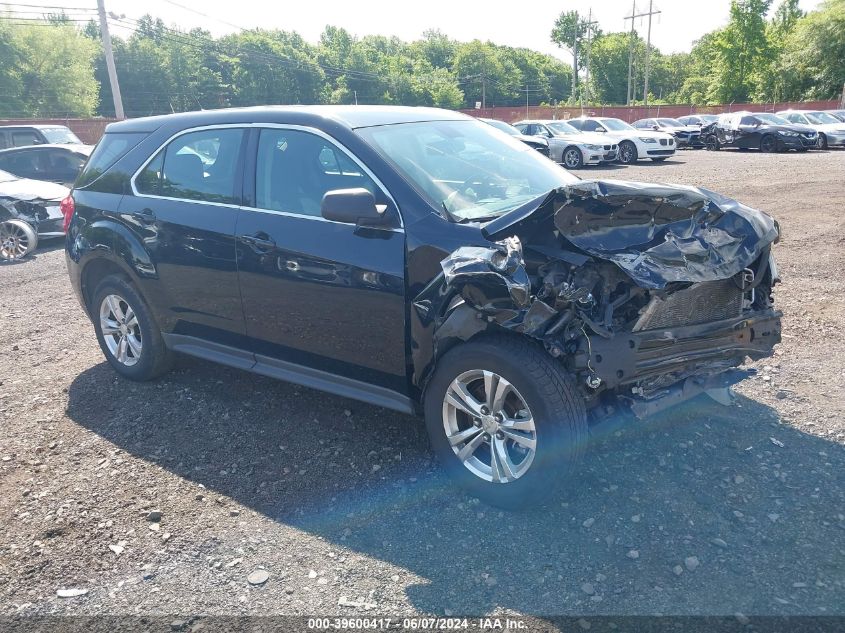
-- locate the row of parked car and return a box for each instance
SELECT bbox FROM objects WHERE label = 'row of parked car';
[0,124,93,261]
[484,108,845,168]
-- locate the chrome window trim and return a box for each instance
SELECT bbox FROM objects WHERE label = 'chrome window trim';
[129,122,404,229]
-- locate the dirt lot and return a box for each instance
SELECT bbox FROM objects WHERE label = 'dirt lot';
[1,148,843,624]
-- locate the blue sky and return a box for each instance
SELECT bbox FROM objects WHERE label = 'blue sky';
[32,0,825,60]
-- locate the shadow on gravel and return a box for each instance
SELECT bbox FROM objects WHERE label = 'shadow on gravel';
[66,358,845,618]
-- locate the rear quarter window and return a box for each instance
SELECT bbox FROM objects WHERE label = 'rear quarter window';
[76,132,147,188]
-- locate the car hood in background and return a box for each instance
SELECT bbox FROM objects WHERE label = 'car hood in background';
[482,179,779,290]
[0,177,69,202]
[554,132,613,146]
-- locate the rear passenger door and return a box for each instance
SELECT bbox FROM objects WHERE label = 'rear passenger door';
[235,126,408,397]
[124,127,250,350]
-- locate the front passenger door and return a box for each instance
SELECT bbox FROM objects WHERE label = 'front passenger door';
[236,127,408,396]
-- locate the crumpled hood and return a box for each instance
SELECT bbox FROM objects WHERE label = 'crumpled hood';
[0,177,68,202]
[482,179,780,290]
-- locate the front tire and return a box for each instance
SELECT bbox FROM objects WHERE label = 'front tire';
[618,141,638,164]
[651,157,669,162]
[91,275,173,381]
[0,219,38,261]
[424,336,587,509]
[562,147,584,170]
[760,135,778,153]
[817,133,827,150]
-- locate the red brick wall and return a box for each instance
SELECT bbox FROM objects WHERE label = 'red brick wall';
[0,118,118,144]
[462,100,841,124]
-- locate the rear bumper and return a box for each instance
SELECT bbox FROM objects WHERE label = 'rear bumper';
[574,309,782,392]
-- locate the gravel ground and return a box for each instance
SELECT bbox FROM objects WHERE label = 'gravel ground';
[1,148,843,624]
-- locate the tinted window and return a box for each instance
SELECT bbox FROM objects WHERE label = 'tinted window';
[567,120,584,130]
[740,116,759,126]
[137,128,244,204]
[47,149,85,171]
[0,150,41,178]
[78,132,146,188]
[11,130,41,147]
[581,120,600,132]
[254,128,375,217]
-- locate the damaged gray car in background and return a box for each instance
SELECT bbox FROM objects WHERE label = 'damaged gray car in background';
[414,179,780,506]
[0,168,69,261]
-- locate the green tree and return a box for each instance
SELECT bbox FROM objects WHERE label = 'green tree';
[551,10,589,101]
[776,0,845,99]
[1,22,99,116]
[713,0,773,102]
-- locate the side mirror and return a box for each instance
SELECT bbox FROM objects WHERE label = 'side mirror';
[652,125,660,131]
[321,188,388,226]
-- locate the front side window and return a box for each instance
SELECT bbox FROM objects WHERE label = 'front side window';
[255,128,376,217]
[357,119,578,223]
[547,121,580,135]
[137,128,244,204]
[12,130,41,147]
[600,119,634,132]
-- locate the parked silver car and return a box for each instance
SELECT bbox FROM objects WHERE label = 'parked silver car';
[513,120,617,168]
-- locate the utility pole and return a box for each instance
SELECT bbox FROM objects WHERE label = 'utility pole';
[97,0,124,119]
[583,9,599,106]
[624,0,637,105]
[643,0,660,110]
[354,90,358,105]
[625,1,660,107]
[481,74,486,109]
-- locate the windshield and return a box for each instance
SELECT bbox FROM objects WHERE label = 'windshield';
[806,112,840,125]
[756,113,791,125]
[547,121,580,135]
[40,127,82,144]
[0,169,17,183]
[483,119,520,136]
[601,118,635,131]
[700,115,718,123]
[658,118,683,126]
[357,119,578,222]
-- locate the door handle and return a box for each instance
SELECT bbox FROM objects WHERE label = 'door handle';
[240,233,276,250]
[132,208,156,223]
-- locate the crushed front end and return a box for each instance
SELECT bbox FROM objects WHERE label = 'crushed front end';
[418,179,782,420]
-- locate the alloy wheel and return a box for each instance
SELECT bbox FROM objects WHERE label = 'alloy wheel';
[99,294,143,366]
[0,221,33,261]
[564,148,582,169]
[619,142,635,164]
[442,369,537,484]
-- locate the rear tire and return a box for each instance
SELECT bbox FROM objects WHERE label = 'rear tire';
[0,219,38,261]
[91,275,173,381]
[423,336,587,509]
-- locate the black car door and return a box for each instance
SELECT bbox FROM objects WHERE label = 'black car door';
[236,126,409,398]
[735,116,761,148]
[122,126,249,350]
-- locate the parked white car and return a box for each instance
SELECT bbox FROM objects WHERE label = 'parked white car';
[776,110,845,149]
[566,117,676,164]
[512,120,618,169]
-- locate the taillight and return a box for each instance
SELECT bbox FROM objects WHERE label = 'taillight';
[60,195,75,232]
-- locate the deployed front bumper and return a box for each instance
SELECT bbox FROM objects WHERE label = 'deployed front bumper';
[573,309,782,392]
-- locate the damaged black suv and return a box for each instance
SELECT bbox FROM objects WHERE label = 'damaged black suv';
[65,107,782,507]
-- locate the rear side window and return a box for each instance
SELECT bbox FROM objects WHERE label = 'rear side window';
[77,132,146,188]
[136,128,244,204]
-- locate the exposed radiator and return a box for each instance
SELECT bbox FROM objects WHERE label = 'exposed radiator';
[633,279,744,331]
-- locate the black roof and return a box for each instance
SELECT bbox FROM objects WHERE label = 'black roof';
[106,105,471,135]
